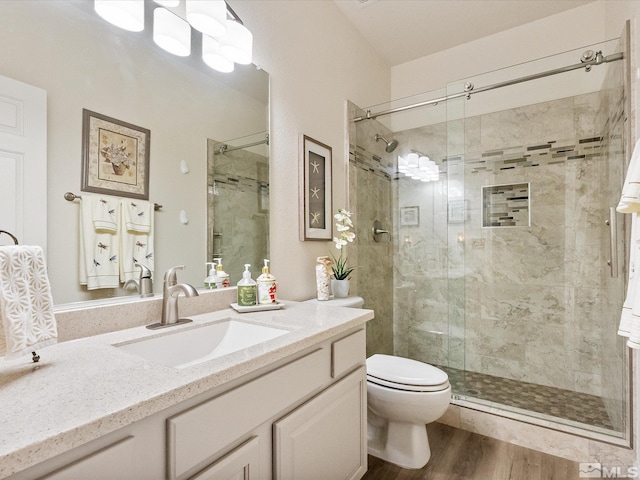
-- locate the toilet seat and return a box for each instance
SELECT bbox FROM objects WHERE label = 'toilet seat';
[366,354,450,392]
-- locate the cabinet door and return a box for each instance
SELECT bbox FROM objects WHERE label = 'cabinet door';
[190,437,261,480]
[273,367,366,480]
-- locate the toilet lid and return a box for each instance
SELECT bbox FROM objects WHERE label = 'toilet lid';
[366,354,449,392]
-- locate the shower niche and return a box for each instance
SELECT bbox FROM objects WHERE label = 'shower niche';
[481,183,530,227]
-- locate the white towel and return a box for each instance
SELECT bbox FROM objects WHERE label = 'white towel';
[79,194,120,290]
[618,140,640,213]
[0,245,57,359]
[122,199,152,233]
[119,199,154,283]
[92,195,119,232]
[618,139,640,348]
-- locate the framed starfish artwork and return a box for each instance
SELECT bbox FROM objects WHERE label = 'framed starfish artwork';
[300,134,332,240]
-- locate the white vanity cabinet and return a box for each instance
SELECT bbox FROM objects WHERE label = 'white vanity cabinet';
[168,328,367,480]
[12,327,367,480]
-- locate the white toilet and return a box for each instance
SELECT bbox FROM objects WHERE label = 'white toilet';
[366,354,451,469]
[304,296,451,469]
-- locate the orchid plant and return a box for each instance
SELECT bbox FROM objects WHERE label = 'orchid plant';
[331,209,356,280]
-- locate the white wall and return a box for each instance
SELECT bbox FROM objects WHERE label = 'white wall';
[390,1,640,137]
[232,0,390,300]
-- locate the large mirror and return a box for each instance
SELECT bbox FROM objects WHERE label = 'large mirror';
[0,0,269,305]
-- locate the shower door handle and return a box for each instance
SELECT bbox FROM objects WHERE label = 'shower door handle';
[606,207,618,278]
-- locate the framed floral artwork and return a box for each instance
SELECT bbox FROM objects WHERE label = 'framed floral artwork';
[81,109,150,199]
[299,134,332,241]
[400,206,420,226]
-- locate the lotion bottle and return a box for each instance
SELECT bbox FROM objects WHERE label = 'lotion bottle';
[237,264,257,306]
[257,259,277,304]
[215,258,230,288]
[204,262,217,289]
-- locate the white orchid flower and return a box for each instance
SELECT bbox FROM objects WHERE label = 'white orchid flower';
[343,232,355,242]
[336,223,351,232]
[333,237,347,249]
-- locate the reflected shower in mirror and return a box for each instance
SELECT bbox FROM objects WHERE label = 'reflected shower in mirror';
[208,132,269,284]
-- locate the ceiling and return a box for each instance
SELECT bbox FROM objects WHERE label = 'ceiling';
[333,0,596,66]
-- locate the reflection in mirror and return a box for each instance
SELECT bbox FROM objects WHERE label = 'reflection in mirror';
[0,0,269,306]
[208,133,269,284]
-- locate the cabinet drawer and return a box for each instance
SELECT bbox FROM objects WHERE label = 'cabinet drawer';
[40,436,134,480]
[168,348,327,480]
[331,329,365,378]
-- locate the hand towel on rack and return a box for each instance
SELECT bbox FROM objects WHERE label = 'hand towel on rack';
[119,199,154,283]
[92,195,119,232]
[79,194,120,289]
[122,199,152,233]
[0,245,57,359]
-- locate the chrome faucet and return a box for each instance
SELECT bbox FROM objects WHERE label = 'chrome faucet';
[124,263,154,298]
[147,265,199,330]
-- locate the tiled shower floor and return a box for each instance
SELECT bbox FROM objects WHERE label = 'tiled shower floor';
[439,366,615,430]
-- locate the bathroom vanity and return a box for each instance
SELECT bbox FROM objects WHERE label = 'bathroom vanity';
[0,301,373,480]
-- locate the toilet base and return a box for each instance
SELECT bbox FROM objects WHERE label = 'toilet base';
[367,419,431,469]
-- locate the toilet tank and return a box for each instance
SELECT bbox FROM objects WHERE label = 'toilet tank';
[304,296,364,308]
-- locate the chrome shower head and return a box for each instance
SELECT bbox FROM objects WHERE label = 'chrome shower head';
[374,134,398,153]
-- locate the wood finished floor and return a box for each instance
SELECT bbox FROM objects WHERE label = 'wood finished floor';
[362,423,579,480]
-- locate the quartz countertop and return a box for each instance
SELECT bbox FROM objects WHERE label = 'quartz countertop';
[0,301,373,478]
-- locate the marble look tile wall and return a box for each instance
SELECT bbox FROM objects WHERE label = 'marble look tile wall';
[349,101,395,356]
[395,91,624,405]
[207,141,269,283]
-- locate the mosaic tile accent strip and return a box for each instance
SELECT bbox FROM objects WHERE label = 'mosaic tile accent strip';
[482,183,530,227]
[456,136,603,174]
[440,365,614,431]
[349,143,395,180]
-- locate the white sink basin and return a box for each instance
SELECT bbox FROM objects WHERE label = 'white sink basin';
[116,320,289,369]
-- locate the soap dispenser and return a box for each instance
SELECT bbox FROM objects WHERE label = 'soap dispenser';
[204,262,217,289]
[257,259,277,304]
[215,258,230,288]
[237,264,257,306]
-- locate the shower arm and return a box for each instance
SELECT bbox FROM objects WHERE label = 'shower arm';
[354,51,624,122]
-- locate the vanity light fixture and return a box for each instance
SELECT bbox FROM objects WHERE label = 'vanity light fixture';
[398,154,439,183]
[219,18,253,65]
[153,7,191,56]
[202,34,234,73]
[186,0,228,37]
[94,0,254,73]
[94,0,144,32]
[153,0,180,6]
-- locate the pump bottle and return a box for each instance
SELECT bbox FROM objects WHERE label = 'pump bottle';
[204,262,217,289]
[257,259,277,304]
[237,264,257,306]
[215,258,230,288]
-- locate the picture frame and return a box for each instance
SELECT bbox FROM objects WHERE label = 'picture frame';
[299,134,332,241]
[400,206,420,226]
[81,109,150,200]
[448,199,468,224]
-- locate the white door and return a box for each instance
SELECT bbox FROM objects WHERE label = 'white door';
[0,74,46,250]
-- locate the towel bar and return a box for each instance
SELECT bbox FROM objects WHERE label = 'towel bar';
[64,192,162,211]
[0,230,19,245]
